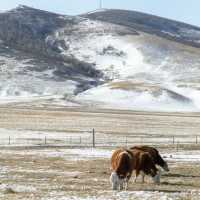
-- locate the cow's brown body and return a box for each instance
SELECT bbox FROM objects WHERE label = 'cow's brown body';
[110,148,134,190]
[131,148,160,183]
[130,145,169,172]
[110,146,164,189]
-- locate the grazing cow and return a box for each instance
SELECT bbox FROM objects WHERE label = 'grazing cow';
[130,145,169,172]
[130,148,161,184]
[110,148,134,190]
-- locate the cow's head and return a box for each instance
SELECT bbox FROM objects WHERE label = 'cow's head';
[110,172,124,190]
[157,155,169,172]
[162,162,169,172]
[110,172,119,190]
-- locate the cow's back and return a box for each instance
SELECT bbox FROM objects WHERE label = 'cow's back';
[111,149,134,176]
[131,146,159,163]
[111,149,125,171]
[131,148,158,177]
[110,149,134,190]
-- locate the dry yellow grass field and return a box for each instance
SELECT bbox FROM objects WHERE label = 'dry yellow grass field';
[0,106,199,199]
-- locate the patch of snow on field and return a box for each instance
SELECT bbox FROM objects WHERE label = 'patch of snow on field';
[163,151,200,162]
[42,190,199,200]
[0,184,36,193]
[9,168,81,177]
[66,148,112,159]
[0,148,112,160]
[35,148,112,160]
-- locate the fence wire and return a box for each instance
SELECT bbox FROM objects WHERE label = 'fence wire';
[0,131,200,147]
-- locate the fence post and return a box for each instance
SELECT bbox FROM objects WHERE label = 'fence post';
[8,136,10,145]
[196,136,198,144]
[125,136,128,148]
[45,136,47,145]
[80,136,82,144]
[92,128,95,148]
[172,136,175,144]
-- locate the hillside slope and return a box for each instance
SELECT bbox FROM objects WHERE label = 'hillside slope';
[83,9,200,48]
[0,6,200,111]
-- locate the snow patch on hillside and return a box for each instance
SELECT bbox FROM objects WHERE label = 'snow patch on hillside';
[0,53,77,103]
[76,83,196,112]
[69,36,147,79]
[63,20,151,79]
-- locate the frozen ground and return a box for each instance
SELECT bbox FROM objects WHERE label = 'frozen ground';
[41,190,200,200]
[0,107,199,199]
[1,147,200,163]
[163,150,200,163]
[0,147,200,199]
[0,148,112,161]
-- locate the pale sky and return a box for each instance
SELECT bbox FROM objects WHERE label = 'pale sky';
[1,0,200,27]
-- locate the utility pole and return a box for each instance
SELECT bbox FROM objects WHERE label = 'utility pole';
[99,0,102,9]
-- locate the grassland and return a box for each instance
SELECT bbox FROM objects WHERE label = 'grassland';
[0,106,199,199]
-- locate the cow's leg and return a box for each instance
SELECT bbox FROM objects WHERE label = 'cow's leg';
[124,179,128,190]
[152,169,161,184]
[141,171,145,183]
[134,170,140,183]
[124,178,129,190]
[125,172,132,190]
[119,179,124,190]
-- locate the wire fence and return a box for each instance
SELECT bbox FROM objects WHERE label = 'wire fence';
[1,129,200,147]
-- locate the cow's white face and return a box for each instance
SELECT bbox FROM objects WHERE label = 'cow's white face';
[110,172,125,190]
[163,162,169,172]
[110,172,120,190]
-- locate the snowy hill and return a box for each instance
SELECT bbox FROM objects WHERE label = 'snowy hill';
[1,6,200,111]
[0,6,103,104]
[83,9,200,48]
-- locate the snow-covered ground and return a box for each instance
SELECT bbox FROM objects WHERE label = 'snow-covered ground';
[163,150,200,163]
[0,146,200,200]
[1,146,200,164]
[42,190,200,200]
[0,186,198,200]
[0,148,112,160]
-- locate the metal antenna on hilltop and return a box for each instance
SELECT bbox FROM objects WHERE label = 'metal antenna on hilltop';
[99,0,103,9]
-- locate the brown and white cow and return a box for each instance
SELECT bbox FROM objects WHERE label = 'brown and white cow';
[130,148,161,184]
[130,145,169,172]
[110,148,134,190]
